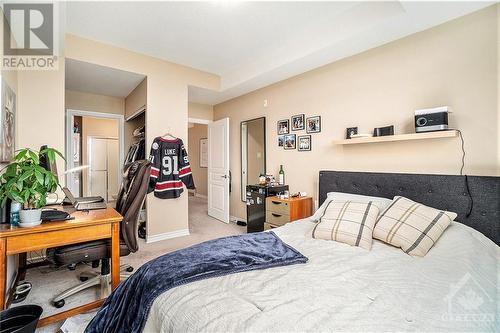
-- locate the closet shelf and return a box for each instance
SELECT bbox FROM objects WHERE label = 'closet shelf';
[332,130,458,145]
[126,105,146,121]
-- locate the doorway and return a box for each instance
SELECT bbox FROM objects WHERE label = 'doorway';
[66,110,124,202]
[187,118,209,216]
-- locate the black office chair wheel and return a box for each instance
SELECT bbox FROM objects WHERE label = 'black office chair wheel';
[79,276,89,282]
[53,299,65,308]
[126,267,134,273]
[67,263,77,271]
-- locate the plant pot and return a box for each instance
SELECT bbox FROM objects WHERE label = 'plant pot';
[19,209,42,227]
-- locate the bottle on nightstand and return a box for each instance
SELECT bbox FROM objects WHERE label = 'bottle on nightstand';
[278,165,285,185]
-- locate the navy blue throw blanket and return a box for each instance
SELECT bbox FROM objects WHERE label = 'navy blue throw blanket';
[85,231,307,333]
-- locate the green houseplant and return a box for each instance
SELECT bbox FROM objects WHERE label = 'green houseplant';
[0,147,64,225]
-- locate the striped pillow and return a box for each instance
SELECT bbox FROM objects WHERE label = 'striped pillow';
[373,196,457,257]
[312,201,380,250]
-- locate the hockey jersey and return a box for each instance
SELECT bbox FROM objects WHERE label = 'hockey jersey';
[148,137,195,199]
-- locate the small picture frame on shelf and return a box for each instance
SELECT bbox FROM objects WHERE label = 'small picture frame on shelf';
[298,135,311,151]
[346,127,358,139]
[278,135,284,147]
[291,114,305,131]
[277,119,289,135]
[284,134,296,150]
[306,116,321,133]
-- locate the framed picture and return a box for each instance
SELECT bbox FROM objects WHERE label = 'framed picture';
[278,135,284,147]
[346,126,358,139]
[306,116,321,133]
[277,119,289,135]
[291,114,305,131]
[284,134,296,150]
[298,135,311,151]
[199,138,208,168]
[0,78,16,162]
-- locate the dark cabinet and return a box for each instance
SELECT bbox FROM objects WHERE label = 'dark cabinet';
[246,184,288,233]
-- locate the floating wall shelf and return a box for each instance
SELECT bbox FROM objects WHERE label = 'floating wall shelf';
[332,130,458,145]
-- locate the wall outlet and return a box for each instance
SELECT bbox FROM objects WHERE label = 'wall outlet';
[263,99,268,107]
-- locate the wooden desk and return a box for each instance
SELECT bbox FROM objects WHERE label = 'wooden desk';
[0,206,122,326]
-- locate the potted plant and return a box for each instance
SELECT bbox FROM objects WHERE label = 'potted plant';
[0,147,64,226]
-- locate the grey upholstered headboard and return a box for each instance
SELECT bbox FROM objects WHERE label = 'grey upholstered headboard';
[318,171,500,245]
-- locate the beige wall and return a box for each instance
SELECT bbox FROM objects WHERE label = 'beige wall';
[66,90,125,115]
[81,117,119,195]
[188,102,214,121]
[188,124,208,196]
[17,67,66,173]
[214,5,499,220]
[65,34,220,238]
[125,78,146,119]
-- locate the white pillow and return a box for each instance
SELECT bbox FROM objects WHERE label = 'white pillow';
[312,192,392,221]
[373,196,457,257]
[312,200,380,250]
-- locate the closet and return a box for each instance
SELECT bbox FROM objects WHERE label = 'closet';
[125,78,147,236]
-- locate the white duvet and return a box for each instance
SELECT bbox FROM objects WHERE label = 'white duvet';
[143,219,499,332]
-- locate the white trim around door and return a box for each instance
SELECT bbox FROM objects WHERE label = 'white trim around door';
[188,117,212,125]
[65,109,125,194]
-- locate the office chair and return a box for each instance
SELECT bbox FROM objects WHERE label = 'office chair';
[46,160,151,308]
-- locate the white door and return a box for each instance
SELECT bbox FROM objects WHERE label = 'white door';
[89,137,108,200]
[88,137,119,201]
[208,118,230,223]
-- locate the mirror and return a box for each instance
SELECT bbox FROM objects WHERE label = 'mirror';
[241,117,266,201]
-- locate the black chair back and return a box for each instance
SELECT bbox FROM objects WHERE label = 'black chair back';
[115,160,151,252]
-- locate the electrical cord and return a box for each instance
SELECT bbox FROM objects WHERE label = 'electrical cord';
[457,130,473,217]
[457,130,466,176]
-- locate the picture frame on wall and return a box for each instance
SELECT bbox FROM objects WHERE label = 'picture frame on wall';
[298,135,311,151]
[278,135,284,147]
[306,116,321,133]
[291,114,305,131]
[199,138,208,168]
[284,134,296,150]
[277,119,289,135]
[0,78,16,163]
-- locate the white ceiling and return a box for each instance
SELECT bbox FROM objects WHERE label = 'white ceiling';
[65,1,494,105]
[65,58,146,98]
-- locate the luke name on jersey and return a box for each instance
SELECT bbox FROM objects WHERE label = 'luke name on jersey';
[148,137,195,199]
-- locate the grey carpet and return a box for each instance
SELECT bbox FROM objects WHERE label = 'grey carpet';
[12,197,245,332]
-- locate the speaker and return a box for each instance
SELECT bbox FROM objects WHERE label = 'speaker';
[373,125,394,137]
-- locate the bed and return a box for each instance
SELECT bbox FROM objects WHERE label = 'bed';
[143,171,499,332]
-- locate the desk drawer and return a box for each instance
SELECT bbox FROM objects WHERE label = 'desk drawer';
[266,198,290,215]
[265,211,290,226]
[6,224,112,255]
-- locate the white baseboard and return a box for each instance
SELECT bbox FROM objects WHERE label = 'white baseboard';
[146,228,190,243]
[194,193,208,199]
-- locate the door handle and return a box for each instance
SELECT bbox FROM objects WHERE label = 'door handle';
[221,175,228,179]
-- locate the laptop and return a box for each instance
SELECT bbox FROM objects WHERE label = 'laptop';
[62,187,107,211]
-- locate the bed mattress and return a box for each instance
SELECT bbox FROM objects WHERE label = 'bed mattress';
[143,219,499,332]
